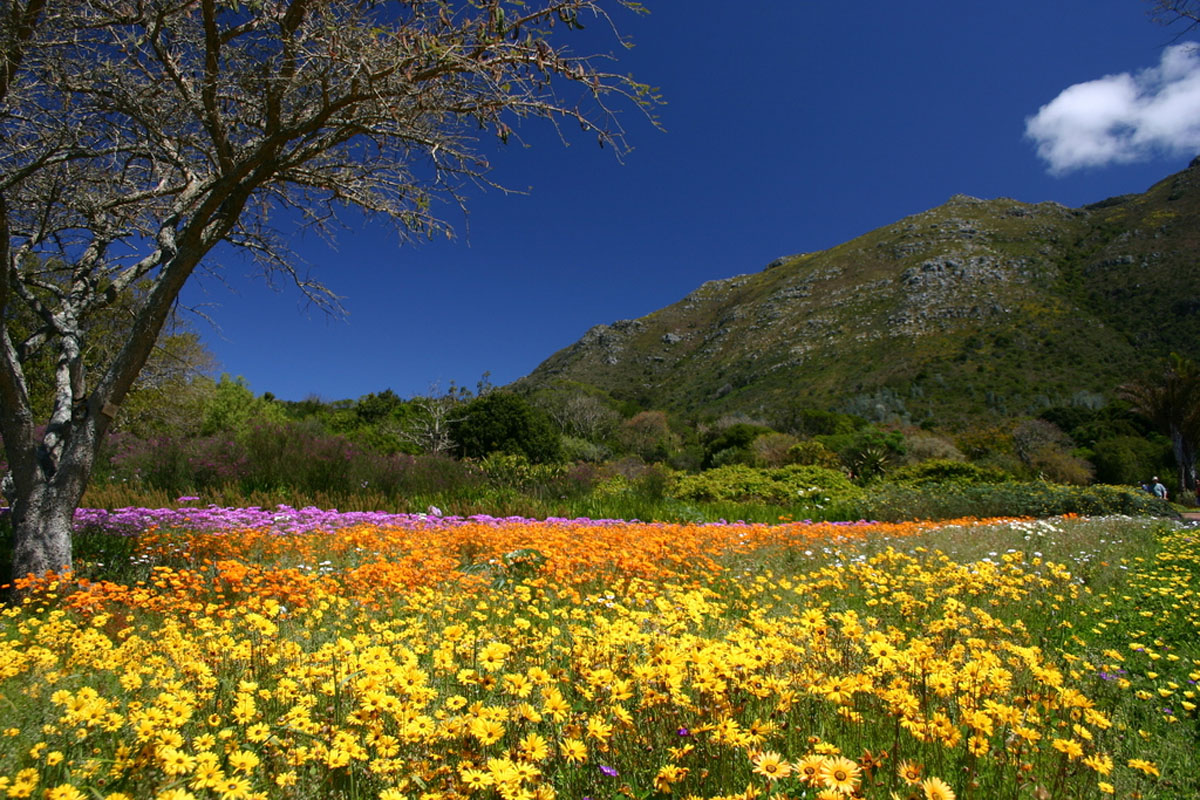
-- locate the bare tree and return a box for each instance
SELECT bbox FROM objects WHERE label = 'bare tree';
[0,1,657,581]
[394,383,471,456]
[1149,0,1200,33]
[536,389,618,440]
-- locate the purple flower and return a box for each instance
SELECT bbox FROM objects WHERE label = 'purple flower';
[598,765,618,778]
[677,727,691,736]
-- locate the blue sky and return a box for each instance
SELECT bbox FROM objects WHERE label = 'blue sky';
[180,1,1200,402]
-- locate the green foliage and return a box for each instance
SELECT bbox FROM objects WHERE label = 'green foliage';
[785,439,842,468]
[887,459,1013,487]
[816,425,906,481]
[1028,446,1096,486]
[671,463,858,506]
[1040,398,1148,444]
[477,452,568,492]
[777,406,865,437]
[749,432,799,467]
[702,422,775,468]
[1037,404,1098,438]
[848,481,1172,522]
[451,392,562,463]
[559,435,611,463]
[956,425,1015,459]
[1088,435,1174,486]
[200,375,286,436]
[114,332,218,438]
[1120,352,1200,495]
[354,389,405,424]
[617,410,679,463]
[458,547,547,589]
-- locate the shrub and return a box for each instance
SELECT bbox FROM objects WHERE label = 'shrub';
[901,432,966,463]
[451,392,562,463]
[237,419,388,494]
[101,433,249,494]
[702,422,775,468]
[785,439,842,469]
[617,411,679,463]
[200,374,285,436]
[778,406,864,437]
[1088,435,1173,486]
[710,445,754,468]
[560,435,611,464]
[750,432,799,467]
[671,463,858,506]
[888,459,1013,487]
[1027,446,1095,486]
[956,425,1014,459]
[848,481,1172,521]
[477,452,568,492]
[817,425,906,480]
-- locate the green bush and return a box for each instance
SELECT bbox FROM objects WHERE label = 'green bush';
[750,432,799,467]
[817,425,906,480]
[559,435,611,464]
[785,439,841,469]
[617,411,679,463]
[701,422,775,468]
[670,463,858,506]
[451,392,562,463]
[1088,435,1173,486]
[848,481,1172,521]
[887,459,1013,487]
[200,375,285,436]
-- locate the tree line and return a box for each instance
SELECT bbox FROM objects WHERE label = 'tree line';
[57,334,1194,507]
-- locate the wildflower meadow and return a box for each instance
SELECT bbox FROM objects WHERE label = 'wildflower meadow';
[1,508,1197,800]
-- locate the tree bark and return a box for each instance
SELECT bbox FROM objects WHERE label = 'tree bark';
[3,382,100,586]
[9,481,79,581]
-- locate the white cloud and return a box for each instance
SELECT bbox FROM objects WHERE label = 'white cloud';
[1025,44,1200,174]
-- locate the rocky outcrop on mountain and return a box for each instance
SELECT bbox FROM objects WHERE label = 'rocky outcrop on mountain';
[515,161,1200,428]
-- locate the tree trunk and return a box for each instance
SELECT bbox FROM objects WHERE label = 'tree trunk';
[2,397,101,589]
[8,480,79,581]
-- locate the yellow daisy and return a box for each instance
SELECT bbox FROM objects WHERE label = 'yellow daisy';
[819,756,861,795]
[751,751,791,781]
[921,776,956,800]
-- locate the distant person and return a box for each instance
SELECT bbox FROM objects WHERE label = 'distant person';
[1151,477,1168,501]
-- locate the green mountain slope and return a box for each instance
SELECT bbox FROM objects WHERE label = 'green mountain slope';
[516,159,1200,428]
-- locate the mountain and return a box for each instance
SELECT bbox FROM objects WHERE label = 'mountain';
[515,159,1200,428]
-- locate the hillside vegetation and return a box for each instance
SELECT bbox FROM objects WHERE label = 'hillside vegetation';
[516,159,1200,428]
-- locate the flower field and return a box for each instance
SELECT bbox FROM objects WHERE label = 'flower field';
[1,510,1197,800]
